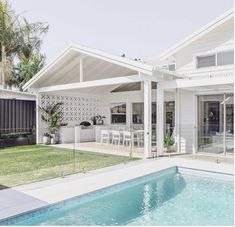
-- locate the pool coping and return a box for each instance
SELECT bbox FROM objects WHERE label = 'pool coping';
[0,157,234,222]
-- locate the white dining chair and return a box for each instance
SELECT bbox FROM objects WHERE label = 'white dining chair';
[122,131,132,146]
[111,130,121,145]
[136,130,144,147]
[101,130,110,145]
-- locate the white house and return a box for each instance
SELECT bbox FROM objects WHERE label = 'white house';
[23,9,234,158]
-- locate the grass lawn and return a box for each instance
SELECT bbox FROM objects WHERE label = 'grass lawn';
[0,145,138,188]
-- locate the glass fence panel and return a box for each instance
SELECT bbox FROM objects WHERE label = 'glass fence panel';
[198,94,224,154]
[198,124,224,154]
[225,93,234,155]
[0,126,136,190]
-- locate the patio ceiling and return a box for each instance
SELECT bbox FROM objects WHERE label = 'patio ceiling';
[23,45,183,93]
[23,45,157,90]
[29,51,137,88]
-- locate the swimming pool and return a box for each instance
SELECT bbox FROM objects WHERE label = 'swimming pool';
[0,167,233,226]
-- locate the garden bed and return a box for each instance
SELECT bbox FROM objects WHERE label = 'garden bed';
[0,132,36,148]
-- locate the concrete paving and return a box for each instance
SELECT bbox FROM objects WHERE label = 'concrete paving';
[0,188,48,220]
[51,142,145,158]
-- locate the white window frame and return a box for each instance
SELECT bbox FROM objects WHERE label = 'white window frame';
[217,50,234,66]
[194,48,234,69]
[110,102,127,125]
[162,63,176,71]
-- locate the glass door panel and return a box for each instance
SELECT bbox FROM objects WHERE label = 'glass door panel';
[225,94,234,155]
[198,95,224,154]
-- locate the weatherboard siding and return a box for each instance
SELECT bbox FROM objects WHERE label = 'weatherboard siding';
[178,90,196,153]
[174,19,234,75]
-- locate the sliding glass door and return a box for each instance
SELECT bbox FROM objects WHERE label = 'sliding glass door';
[225,93,234,154]
[197,94,234,155]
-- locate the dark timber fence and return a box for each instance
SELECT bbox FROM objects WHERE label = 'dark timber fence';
[0,99,36,147]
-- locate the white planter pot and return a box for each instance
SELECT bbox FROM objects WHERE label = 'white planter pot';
[50,134,56,144]
[43,136,50,145]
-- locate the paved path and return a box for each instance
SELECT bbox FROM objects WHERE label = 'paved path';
[51,143,144,158]
[0,156,233,221]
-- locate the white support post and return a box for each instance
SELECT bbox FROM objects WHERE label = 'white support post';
[157,88,164,156]
[175,88,181,153]
[144,80,152,158]
[36,93,40,144]
[80,57,83,82]
[223,93,227,155]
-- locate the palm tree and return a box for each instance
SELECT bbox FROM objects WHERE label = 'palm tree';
[0,0,21,87]
[0,0,48,88]
[13,19,48,88]
[14,52,45,88]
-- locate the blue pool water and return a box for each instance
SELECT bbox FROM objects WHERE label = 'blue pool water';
[1,167,233,226]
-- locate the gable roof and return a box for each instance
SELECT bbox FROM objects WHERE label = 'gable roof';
[150,8,234,63]
[23,44,155,91]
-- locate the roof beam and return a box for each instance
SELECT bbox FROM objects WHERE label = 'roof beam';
[157,75,234,90]
[37,74,158,93]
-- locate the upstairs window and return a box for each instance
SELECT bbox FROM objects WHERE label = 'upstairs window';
[168,63,176,71]
[196,50,234,69]
[162,63,176,71]
[217,51,234,66]
[197,55,216,68]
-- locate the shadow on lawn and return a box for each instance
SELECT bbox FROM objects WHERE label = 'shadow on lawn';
[0,184,9,190]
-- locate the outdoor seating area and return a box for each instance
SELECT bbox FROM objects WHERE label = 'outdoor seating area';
[100,128,144,147]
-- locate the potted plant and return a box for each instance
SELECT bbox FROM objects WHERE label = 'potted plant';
[164,134,175,153]
[42,132,51,145]
[39,102,68,144]
[92,115,106,125]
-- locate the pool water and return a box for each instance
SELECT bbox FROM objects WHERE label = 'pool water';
[1,167,234,226]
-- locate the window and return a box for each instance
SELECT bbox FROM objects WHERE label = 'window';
[132,103,144,124]
[197,55,216,68]
[110,103,126,124]
[162,63,176,71]
[132,103,156,124]
[196,50,234,69]
[168,63,176,71]
[217,51,234,66]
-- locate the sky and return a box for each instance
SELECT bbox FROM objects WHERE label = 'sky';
[10,0,233,63]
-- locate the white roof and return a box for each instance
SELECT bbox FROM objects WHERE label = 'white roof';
[148,8,234,63]
[0,88,36,101]
[23,44,155,91]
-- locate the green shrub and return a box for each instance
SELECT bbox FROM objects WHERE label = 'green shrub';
[0,132,31,139]
[164,134,174,147]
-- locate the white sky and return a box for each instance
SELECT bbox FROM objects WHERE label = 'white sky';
[10,0,233,62]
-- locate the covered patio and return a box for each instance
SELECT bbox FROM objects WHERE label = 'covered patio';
[23,45,180,158]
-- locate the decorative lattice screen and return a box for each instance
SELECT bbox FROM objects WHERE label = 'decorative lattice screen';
[40,94,100,124]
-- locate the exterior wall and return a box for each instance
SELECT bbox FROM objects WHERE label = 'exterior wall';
[160,18,234,77]
[178,90,196,153]
[159,17,234,154]
[175,19,233,75]
[37,89,175,144]
[100,88,175,126]
[37,92,101,143]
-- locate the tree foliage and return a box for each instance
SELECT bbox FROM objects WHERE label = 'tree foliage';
[0,0,48,88]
